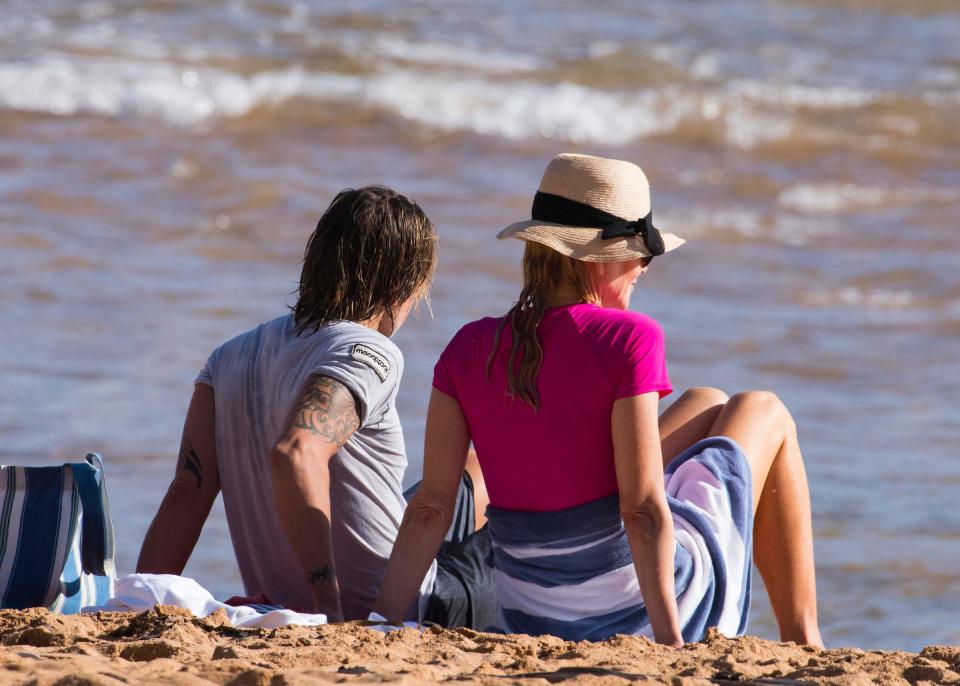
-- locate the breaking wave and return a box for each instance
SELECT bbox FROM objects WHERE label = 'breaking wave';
[1,55,914,149]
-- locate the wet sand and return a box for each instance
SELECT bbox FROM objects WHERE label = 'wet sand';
[2,606,958,686]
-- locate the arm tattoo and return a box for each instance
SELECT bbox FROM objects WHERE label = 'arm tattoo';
[178,439,203,488]
[292,376,360,447]
[307,563,335,586]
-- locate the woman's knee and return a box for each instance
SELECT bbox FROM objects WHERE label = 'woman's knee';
[680,386,729,407]
[728,390,796,435]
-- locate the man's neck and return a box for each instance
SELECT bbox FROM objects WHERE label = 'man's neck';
[357,312,393,337]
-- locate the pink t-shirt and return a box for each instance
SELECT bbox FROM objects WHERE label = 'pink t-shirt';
[433,303,672,511]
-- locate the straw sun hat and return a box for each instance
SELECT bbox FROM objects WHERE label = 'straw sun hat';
[497,153,685,262]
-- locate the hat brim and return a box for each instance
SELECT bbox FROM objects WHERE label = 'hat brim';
[497,220,685,262]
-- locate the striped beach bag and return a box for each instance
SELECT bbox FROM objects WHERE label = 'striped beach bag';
[0,453,116,613]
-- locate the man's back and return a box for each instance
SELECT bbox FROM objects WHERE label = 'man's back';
[197,313,407,618]
[138,186,437,621]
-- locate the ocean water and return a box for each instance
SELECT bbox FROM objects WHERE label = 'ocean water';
[1,0,958,651]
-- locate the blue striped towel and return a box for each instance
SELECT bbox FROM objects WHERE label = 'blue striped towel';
[0,454,116,613]
[486,437,753,642]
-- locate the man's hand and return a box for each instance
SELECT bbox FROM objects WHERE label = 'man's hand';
[137,384,221,574]
[271,374,361,621]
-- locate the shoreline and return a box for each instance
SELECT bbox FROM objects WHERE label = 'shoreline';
[2,607,958,685]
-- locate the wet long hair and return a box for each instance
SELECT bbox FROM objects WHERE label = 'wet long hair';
[485,241,600,411]
[292,186,436,335]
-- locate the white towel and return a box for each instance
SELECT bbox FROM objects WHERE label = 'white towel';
[83,573,328,628]
[84,573,423,631]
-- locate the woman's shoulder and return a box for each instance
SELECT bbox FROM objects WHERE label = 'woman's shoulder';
[570,304,664,340]
[434,316,503,393]
[570,307,670,393]
[442,315,503,355]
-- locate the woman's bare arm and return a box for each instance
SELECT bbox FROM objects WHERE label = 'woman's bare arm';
[373,388,470,621]
[612,392,684,647]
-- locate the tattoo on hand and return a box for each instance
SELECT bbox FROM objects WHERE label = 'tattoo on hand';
[307,563,335,586]
[293,376,360,447]
[178,439,203,488]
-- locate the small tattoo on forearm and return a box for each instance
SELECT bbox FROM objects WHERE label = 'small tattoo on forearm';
[307,564,335,586]
[178,440,203,488]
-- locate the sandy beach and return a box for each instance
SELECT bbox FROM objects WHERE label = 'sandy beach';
[2,607,958,686]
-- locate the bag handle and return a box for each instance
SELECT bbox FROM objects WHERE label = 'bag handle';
[68,454,116,577]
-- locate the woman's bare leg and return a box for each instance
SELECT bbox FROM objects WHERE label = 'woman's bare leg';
[464,449,489,529]
[659,387,729,466]
[707,391,822,647]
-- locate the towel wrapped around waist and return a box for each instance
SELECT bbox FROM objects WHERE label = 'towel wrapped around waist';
[485,436,753,642]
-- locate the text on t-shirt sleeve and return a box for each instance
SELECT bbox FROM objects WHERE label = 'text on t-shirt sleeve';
[311,339,399,427]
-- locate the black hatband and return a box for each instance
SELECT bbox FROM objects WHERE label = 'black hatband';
[531,191,665,256]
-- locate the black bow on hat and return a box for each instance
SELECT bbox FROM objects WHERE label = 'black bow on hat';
[531,192,666,256]
[598,209,665,255]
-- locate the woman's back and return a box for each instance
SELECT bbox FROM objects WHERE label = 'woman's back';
[434,302,752,642]
[433,303,671,511]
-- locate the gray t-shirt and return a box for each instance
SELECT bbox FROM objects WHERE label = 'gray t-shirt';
[196,314,407,619]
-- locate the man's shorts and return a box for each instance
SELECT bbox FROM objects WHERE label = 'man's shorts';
[403,472,498,630]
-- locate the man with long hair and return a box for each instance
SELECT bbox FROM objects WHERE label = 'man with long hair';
[137,187,486,622]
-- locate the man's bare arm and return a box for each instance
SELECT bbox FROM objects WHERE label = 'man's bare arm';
[138,383,221,574]
[271,374,360,620]
[291,376,360,443]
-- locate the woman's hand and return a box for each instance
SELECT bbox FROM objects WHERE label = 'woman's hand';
[620,497,685,647]
[613,392,684,647]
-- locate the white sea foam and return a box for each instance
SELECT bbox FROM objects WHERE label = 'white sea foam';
[586,41,621,59]
[921,67,959,87]
[690,52,721,80]
[722,104,796,150]
[367,36,541,73]
[78,1,116,20]
[0,57,690,142]
[0,58,371,124]
[1,59,249,123]
[779,183,960,213]
[779,184,889,213]
[358,75,691,144]
[0,13,56,42]
[66,23,173,61]
[801,287,916,310]
[664,208,765,241]
[668,207,840,247]
[730,80,882,109]
[0,55,922,149]
[769,214,839,247]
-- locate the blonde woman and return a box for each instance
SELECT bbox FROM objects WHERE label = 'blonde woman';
[375,155,822,647]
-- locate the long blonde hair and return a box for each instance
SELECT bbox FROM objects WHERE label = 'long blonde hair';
[486,241,600,411]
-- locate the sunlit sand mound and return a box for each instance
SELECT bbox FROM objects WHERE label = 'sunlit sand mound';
[1,607,957,685]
